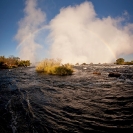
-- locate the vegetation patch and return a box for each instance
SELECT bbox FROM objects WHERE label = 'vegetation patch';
[36,59,74,75]
[0,55,31,69]
[115,58,133,65]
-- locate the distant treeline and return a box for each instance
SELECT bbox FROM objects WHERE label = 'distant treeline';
[0,55,31,69]
[115,58,133,65]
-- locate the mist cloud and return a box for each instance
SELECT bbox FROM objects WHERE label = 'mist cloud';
[49,1,133,64]
[15,0,46,63]
[15,0,133,64]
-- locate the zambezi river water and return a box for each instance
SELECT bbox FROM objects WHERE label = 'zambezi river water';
[0,64,133,133]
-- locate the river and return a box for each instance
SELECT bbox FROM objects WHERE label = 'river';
[0,64,133,133]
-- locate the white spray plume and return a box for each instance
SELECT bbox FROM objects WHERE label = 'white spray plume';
[49,1,133,64]
[15,1,133,64]
[15,0,46,64]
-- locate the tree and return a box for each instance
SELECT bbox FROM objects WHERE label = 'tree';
[116,58,125,65]
[82,63,87,65]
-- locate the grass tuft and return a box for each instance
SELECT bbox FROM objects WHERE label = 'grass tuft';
[36,59,73,75]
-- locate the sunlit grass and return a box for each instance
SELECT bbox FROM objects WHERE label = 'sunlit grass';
[36,59,74,75]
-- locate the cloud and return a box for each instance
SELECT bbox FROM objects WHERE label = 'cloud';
[48,1,133,64]
[15,0,46,63]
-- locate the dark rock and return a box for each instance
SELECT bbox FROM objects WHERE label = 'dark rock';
[108,72,121,77]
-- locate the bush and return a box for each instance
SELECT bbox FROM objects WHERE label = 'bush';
[36,58,61,74]
[115,58,133,65]
[0,55,31,68]
[18,60,31,67]
[55,64,73,76]
[116,58,125,65]
[75,63,79,65]
[36,59,73,75]
[124,61,133,65]
[82,63,87,65]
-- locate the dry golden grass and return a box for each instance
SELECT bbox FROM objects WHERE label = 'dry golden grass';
[36,59,73,75]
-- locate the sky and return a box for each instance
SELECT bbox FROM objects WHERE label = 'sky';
[0,0,133,64]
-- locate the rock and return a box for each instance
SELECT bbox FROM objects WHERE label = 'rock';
[93,72,101,75]
[123,74,133,79]
[108,72,121,77]
[83,67,87,70]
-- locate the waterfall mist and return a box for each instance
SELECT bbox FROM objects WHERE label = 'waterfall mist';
[15,0,133,64]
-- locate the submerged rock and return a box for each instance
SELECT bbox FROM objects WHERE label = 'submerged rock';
[123,74,133,79]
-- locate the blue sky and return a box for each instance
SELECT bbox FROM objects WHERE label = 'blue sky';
[0,0,133,63]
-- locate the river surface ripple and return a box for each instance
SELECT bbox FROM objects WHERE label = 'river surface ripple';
[0,65,133,133]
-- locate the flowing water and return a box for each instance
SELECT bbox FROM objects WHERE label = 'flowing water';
[0,64,133,133]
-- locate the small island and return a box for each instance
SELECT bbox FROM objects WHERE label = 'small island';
[0,55,31,69]
[115,58,133,65]
[36,58,74,76]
